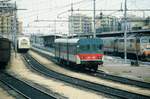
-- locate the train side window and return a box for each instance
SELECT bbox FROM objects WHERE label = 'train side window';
[87,45,90,50]
[76,45,79,53]
[69,44,76,54]
[99,44,102,49]
[61,43,65,52]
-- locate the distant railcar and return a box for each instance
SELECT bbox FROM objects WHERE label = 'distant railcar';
[55,38,104,71]
[102,36,150,61]
[0,37,11,67]
[17,37,30,53]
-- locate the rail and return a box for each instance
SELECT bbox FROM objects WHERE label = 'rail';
[0,71,57,99]
[32,47,150,89]
[23,53,150,99]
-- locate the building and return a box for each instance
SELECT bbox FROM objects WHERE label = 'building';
[95,14,121,33]
[121,15,147,31]
[0,1,18,39]
[0,14,21,37]
[95,13,150,33]
[17,21,23,34]
[121,15,150,31]
[0,15,13,37]
[69,14,92,35]
[31,34,62,48]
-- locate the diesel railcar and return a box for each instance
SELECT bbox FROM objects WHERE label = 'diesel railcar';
[55,38,104,71]
[17,37,30,53]
[102,36,150,61]
[0,37,11,67]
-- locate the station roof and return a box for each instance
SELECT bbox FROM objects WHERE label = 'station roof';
[40,34,63,38]
[55,38,79,43]
[33,29,150,39]
[72,29,150,37]
[55,38,103,45]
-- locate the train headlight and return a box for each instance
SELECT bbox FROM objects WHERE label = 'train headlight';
[92,56,96,59]
[97,55,102,59]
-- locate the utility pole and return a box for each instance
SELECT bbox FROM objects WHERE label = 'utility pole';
[71,1,73,37]
[93,0,96,38]
[13,1,17,57]
[124,0,127,63]
[1,14,4,37]
[54,19,56,40]
[49,24,51,33]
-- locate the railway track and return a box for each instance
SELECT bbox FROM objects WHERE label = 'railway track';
[94,70,150,89]
[0,71,57,99]
[23,53,150,99]
[32,46,150,65]
[31,48,150,89]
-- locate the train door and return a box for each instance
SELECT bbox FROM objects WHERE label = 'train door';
[114,39,118,55]
[67,42,69,65]
[58,43,61,61]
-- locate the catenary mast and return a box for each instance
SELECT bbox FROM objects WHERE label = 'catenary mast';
[124,0,127,63]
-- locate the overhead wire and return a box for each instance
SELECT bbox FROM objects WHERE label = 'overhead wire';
[23,0,91,22]
[22,0,91,31]
[22,0,150,33]
[20,0,89,19]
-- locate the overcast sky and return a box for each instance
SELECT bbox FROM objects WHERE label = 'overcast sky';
[11,0,150,34]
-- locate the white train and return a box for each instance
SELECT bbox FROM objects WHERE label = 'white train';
[101,36,150,61]
[17,37,30,52]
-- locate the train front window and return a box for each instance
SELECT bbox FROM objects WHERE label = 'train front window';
[78,44,100,53]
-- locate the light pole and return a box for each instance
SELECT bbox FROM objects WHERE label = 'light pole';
[124,0,127,63]
[14,1,17,57]
[54,19,56,40]
[93,0,96,38]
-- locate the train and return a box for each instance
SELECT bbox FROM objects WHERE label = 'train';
[17,37,30,53]
[55,38,104,71]
[0,37,11,68]
[101,36,150,61]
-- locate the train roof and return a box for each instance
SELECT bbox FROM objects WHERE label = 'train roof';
[18,36,29,40]
[55,38,103,45]
[0,37,10,42]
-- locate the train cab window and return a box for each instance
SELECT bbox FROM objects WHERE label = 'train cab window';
[79,45,87,51]
[77,45,88,53]
[77,43,101,53]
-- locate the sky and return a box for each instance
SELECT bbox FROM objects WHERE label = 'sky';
[10,0,150,34]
